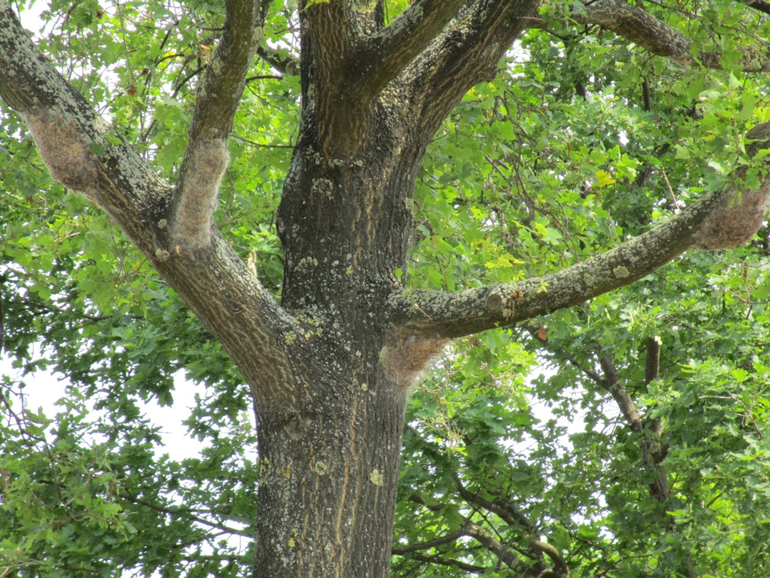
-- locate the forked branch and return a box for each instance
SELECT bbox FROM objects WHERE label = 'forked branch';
[171,0,261,250]
[356,0,466,101]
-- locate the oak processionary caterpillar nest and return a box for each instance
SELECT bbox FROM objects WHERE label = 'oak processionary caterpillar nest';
[693,186,770,250]
[693,122,770,251]
[380,333,448,391]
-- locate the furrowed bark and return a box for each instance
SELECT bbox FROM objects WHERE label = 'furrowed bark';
[302,0,364,155]
[355,0,466,101]
[398,0,541,140]
[172,0,261,250]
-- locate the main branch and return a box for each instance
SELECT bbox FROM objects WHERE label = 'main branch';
[397,0,541,142]
[171,0,261,250]
[575,0,770,72]
[387,131,770,338]
[0,1,297,404]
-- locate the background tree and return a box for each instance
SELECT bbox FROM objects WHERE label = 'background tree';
[3,0,770,576]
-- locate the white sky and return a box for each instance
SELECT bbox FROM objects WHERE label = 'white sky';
[0,353,209,461]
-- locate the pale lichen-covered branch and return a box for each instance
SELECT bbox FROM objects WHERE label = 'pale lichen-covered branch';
[171,0,261,250]
[0,0,298,403]
[388,128,770,339]
[0,1,169,237]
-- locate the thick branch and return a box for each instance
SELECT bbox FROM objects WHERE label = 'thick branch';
[388,133,770,339]
[0,2,297,405]
[172,0,261,250]
[575,1,770,72]
[356,0,466,100]
[400,0,541,139]
[0,3,166,232]
[388,197,703,337]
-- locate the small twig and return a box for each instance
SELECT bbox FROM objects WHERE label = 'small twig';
[660,168,680,211]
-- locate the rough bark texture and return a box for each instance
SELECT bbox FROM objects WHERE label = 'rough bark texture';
[3,0,770,576]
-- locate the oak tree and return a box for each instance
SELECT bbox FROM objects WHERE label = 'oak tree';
[4,0,770,576]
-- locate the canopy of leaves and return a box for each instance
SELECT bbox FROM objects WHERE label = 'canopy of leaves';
[3,0,770,576]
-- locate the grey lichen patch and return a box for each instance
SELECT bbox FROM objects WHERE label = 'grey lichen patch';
[211,58,221,74]
[307,147,323,166]
[157,218,167,229]
[296,257,318,274]
[369,469,384,486]
[154,248,170,261]
[314,461,328,476]
[613,266,630,279]
[311,177,335,199]
[257,456,271,482]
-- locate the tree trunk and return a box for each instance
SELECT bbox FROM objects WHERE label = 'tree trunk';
[252,68,430,571]
[253,358,407,576]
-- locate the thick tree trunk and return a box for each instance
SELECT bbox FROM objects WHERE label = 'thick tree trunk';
[253,360,407,576]
[252,80,427,573]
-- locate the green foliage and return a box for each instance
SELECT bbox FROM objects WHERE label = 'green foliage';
[5,0,770,576]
